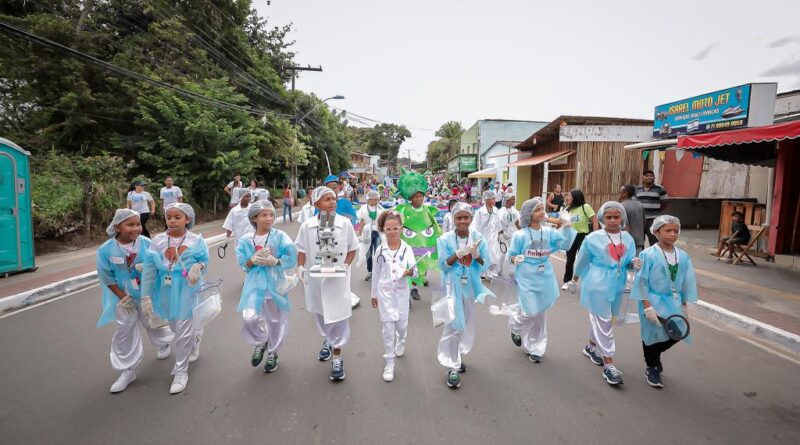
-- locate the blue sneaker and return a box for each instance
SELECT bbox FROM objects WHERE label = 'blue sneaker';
[582,345,604,366]
[446,368,461,388]
[318,340,332,361]
[330,357,345,381]
[646,367,663,388]
[603,365,624,385]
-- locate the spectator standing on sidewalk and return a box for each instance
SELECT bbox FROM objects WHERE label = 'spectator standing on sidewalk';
[635,170,669,247]
[127,180,155,238]
[561,189,598,290]
[224,174,244,208]
[619,185,645,254]
[159,176,183,213]
[282,184,294,223]
[546,184,565,212]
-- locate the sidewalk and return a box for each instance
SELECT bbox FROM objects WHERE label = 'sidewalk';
[676,229,800,344]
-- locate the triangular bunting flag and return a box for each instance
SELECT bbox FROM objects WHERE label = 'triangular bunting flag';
[658,151,666,161]
[691,152,702,159]
[643,150,650,160]
[675,149,685,162]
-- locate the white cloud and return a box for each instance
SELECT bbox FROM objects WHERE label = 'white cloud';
[767,36,800,48]
[692,43,721,61]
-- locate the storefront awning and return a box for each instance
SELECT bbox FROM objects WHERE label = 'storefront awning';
[507,149,574,168]
[467,167,497,179]
[676,121,800,167]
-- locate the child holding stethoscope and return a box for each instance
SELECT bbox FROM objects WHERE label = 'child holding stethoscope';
[371,210,418,382]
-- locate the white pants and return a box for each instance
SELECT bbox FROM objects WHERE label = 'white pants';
[314,313,350,350]
[508,310,548,356]
[588,313,615,358]
[382,319,408,364]
[110,302,174,372]
[241,299,289,353]
[169,318,196,375]
[437,297,476,369]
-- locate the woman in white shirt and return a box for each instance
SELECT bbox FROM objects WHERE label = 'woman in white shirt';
[127,180,155,238]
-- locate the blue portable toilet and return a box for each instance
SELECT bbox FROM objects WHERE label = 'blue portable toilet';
[0,137,35,275]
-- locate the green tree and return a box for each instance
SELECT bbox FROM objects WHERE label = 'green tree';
[425,121,463,170]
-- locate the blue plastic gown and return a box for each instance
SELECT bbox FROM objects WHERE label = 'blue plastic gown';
[631,245,699,345]
[437,230,496,331]
[574,230,636,317]
[312,198,358,225]
[508,226,576,315]
[142,234,210,322]
[95,236,151,327]
[235,229,298,313]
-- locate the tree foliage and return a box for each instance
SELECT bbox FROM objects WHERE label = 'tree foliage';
[426,121,463,169]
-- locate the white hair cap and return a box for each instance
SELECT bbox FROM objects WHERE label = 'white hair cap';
[165,202,196,229]
[234,187,252,203]
[366,190,380,200]
[597,201,627,229]
[482,190,496,201]
[519,197,544,228]
[106,209,140,237]
[451,202,473,219]
[650,214,681,236]
[247,200,275,228]
[311,186,336,205]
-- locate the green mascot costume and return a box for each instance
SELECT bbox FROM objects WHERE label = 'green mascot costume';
[395,170,442,300]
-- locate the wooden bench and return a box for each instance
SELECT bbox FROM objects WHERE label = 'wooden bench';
[720,224,769,266]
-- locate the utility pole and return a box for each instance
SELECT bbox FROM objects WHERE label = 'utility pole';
[290,65,323,91]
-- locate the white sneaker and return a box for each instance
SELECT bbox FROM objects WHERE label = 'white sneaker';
[157,344,171,360]
[110,370,136,393]
[394,341,405,357]
[382,363,395,382]
[169,373,189,394]
[189,336,201,363]
[561,283,570,291]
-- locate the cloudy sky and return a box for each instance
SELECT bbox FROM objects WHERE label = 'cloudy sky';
[257,0,800,160]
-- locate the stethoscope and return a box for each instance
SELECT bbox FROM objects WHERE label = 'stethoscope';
[376,244,408,267]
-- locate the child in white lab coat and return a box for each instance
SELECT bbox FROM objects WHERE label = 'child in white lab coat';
[370,210,418,382]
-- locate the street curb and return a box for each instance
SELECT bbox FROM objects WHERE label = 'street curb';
[694,300,800,355]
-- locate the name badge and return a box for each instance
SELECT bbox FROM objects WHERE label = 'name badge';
[525,249,550,258]
[672,289,680,301]
[537,263,545,273]
[110,256,125,265]
[163,275,172,286]
[460,275,468,283]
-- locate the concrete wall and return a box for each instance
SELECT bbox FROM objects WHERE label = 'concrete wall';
[460,123,479,155]
[747,166,770,204]
[484,143,519,187]
[698,158,750,198]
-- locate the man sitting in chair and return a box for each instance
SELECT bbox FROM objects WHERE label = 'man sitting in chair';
[715,211,751,263]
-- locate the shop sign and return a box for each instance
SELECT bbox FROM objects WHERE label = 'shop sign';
[653,84,752,138]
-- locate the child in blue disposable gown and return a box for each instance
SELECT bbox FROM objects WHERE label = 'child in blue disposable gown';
[632,215,698,388]
[436,202,495,389]
[570,201,640,386]
[236,200,298,373]
[141,203,209,394]
[506,198,575,362]
[97,209,174,393]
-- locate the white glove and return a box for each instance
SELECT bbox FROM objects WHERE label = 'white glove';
[262,255,279,266]
[470,239,482,259]
[558,210,572,227]
[251,252,269,266]
[118,295,136,314]
[644,307,661,326]
[134,263,143,273]
[297,266,306,284]
[187,263,204,286]
[632,257,643,270]
[141,296,154,318]
[456,246,472,259]
[513,255,525,265]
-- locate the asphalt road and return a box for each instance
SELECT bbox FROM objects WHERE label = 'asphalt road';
[1,219,799,444]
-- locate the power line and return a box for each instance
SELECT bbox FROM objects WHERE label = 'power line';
[0,19,294,119]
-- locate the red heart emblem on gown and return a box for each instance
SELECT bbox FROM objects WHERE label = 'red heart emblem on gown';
[255,246,263,252]
[607,243,626,262]
[165,245,188,263]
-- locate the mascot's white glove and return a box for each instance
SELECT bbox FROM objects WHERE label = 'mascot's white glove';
[644,307,661,326]
[187,263,204,286]
[513,255,525,265]
[118,295,136,314]
[296,266,307,284]
[134,263,143,273]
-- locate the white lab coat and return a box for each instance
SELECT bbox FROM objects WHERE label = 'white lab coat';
[298,203,315,224]
[470,206,503,270]
[370,241,417,322]
[497,206,520,242]
[295,214,359,324]
[223,204,254,245]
